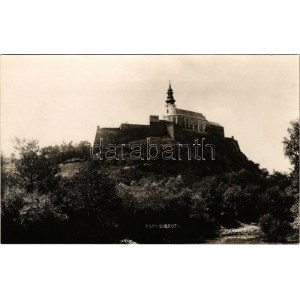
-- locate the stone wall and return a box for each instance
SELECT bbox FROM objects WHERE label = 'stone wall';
[94,127,121,145]
[225,137,240,151]
[94,117,225,146]
[94,120,169,145]
[206,124,225,138]
[167,123,209,142]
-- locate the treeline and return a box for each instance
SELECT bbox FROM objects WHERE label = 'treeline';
[117,168,298,243]
[42,140,91,164]
[1,120,299,243]
[1,138,122,243]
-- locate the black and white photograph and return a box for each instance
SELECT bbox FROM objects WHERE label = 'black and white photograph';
[1,55,299,244]
[1,1,300,300]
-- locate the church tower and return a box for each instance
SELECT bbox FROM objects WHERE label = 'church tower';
[166,81,176,105]
[163,81,210,134]
[165,81,177,116]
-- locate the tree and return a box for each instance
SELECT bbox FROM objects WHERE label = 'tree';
[259,213,292,243]
[13,138,59,193]
[1,186,27,243]
[13,138,41,192]
[1,186,67,243]
[267,171,291,190]
[76,140,91,159]
[282,119,299,240]
[1,153,8,197]
[283,119,299,174]
[56,162,123,242]
[19,192,67,242]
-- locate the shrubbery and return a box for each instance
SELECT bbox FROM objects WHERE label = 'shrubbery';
[1,119,299,244]
[1,139,124,243]
[259,214,292,242]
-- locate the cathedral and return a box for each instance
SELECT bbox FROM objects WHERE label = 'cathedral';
[94,83,225,145]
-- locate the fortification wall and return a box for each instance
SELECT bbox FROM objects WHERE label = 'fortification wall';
[94,117,225,146]
[149,120,169,136]
[206,124,225,138]
[118,127,152,143]
[120,123,150,130]
[167,123,209,142]
[225,137,240,151]
[94,127,121,145]
[94,120,168,145]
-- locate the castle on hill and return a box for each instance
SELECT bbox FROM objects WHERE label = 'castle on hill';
[94,82,226,145]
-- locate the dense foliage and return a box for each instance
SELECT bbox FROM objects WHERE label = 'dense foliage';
[1,120,299,243]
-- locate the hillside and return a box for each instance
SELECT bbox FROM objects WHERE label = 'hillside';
[58,133,260,185]
[91,134,261,181]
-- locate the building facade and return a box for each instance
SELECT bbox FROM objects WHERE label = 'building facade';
[163,82,223,136]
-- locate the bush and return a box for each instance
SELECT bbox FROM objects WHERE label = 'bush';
[259,214,292,242]
[1,187,66,243]
[1,187,27,242]
[55,162,123,243]
[19,192,67,243]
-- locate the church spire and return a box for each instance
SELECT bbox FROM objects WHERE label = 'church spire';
[166,81,175,105]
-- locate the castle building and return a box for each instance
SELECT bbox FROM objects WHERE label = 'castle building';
[163,82,225,136]
[94,83,225,145]
[164,82,208,133]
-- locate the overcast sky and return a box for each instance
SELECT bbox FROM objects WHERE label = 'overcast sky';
[1,55,299,172]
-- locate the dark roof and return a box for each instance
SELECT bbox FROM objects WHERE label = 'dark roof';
[174,108,206,120]
[207,121,223,127]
